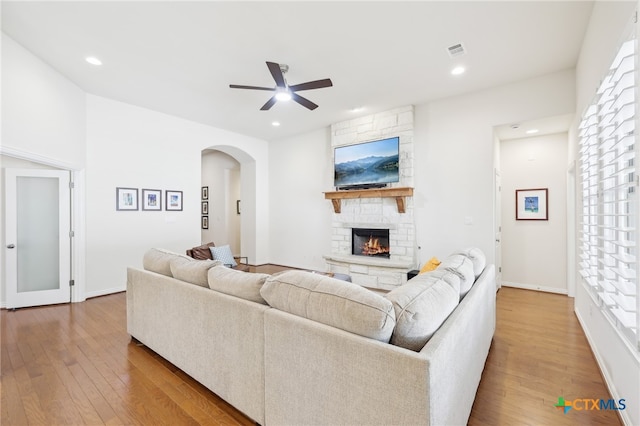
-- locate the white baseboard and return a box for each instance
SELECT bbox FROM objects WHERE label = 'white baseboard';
[574,308,634,426]
[501,281,568,295]
[85,285,126,299]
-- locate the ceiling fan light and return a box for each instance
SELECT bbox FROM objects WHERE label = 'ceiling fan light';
[275,88,292,102]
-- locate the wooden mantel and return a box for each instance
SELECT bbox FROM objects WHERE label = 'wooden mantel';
[323,187,414,214]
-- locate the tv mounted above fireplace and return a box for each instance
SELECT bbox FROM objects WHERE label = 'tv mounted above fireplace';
[334,137,399,190]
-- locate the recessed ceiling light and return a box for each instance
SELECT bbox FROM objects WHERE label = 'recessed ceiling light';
[85,56,102,66]
[451,66,466,76]
[350,106,364,113]
[272,121,281,127]
[526,129,539,134]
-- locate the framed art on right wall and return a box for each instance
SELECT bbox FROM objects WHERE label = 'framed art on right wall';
[516,188,548,220]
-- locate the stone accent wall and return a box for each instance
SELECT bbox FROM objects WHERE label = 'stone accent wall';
[326,106,416,290]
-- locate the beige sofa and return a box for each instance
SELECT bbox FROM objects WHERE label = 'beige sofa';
[127,248,496,426]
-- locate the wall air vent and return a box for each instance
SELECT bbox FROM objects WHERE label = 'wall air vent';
[447,43,466,58]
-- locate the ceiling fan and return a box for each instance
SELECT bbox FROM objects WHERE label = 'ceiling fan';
[230,61,332,111]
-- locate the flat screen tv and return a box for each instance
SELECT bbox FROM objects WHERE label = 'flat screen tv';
[334,137,400,189]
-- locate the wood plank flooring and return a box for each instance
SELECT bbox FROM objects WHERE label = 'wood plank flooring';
[1,270,621,425]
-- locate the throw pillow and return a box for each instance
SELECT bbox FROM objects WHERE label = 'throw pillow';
[419,257,441,274]
[170,256,222,287]
[210,245,237,267]
[260,270,396,343]
[191,243,214,260]
[208,265,269,304]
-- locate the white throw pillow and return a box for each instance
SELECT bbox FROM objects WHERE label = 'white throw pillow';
[209,245,237,267]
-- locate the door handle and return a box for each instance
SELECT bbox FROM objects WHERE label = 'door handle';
[6,244,15,249]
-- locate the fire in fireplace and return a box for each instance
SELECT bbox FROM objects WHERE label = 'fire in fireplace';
[352,228,390,258]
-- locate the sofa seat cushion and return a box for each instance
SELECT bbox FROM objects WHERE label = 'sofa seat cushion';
[143,248,192,277]
[438,254,475,299]
[208,265,269,305]
[453,247,486,278]
[385,271,460,351]
[260,270,396,342]
[169,256,222,287]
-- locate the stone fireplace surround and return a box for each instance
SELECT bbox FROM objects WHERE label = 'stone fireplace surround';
[324,106,416,290]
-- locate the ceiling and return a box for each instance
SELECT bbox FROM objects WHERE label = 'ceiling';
[2,1,596,142]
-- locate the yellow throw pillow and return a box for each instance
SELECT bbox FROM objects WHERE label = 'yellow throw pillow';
[419,257,441,274]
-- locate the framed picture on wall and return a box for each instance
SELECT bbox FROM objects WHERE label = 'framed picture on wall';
[116,187,138,211]
[142,189,162,211]
[202,201,208,215]
[166,190,183,211]
[516,188,548,220]
[202,186,209,200]
[202,216,209,229]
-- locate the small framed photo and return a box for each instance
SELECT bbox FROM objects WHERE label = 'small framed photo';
[116,187,138,211]
[202,201,208,215]
[202,216,209,229]
[516,188,548,220]
[142,189,162,211]
[166,190,183,211]
[202,186,209,200]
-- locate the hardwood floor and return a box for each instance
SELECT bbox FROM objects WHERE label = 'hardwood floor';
[1,271,621,425]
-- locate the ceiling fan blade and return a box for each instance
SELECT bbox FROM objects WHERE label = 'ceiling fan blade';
[291,92,318,110]
[229,84,274,91]
[288,79,333,92]
[260,96,278,111]
[266,61,286,88]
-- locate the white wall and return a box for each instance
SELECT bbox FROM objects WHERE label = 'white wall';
[413,69,575,265]
[572,3,640,426]
[500,132,568,294]
[1,33,86,168]
[269,70,575,273]
[269,127,333,271]
[85,95,269,296]
[201,150,241,255]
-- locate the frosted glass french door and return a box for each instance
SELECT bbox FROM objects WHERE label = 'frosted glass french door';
[4,168,71,308]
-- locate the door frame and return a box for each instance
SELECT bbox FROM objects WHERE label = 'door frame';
[1,146,86,306]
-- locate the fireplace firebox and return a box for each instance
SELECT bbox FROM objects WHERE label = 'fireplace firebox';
[352,228,390,258]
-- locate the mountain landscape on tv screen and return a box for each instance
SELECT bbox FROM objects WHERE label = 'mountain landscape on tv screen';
[334,154,399,186]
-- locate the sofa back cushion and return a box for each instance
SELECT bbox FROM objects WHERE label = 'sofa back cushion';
[143,248,192,277]
[385,271,460,351]
[260,271,396,342]
[438,254,475,299]
[169,256,222,287]
[453,247,486,278]
[208,265,269,305]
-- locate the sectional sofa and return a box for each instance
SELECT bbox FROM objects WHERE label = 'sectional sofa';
[126,247,496,425]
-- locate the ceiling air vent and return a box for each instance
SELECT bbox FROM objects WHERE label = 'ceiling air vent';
[447,43,466,58]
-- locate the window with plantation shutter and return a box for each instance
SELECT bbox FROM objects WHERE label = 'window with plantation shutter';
[579,34,639,352]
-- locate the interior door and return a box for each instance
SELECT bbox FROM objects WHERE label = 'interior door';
[495,169,502,290]
[4,168,71,308]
